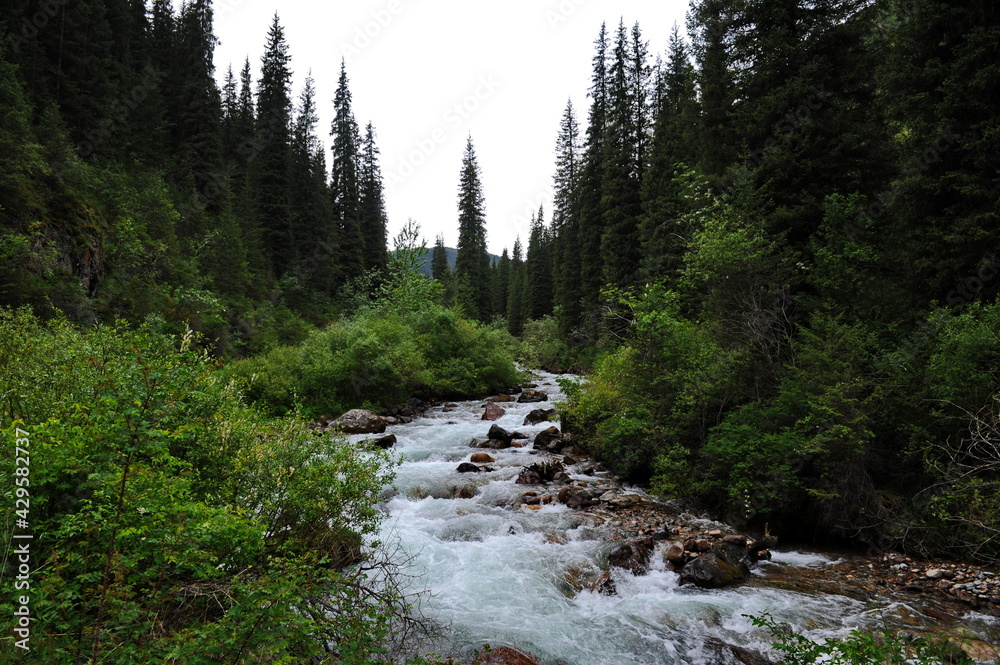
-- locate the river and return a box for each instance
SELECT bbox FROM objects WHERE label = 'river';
[361,371,998,664]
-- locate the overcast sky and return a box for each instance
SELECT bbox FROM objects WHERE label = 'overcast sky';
[211,0,690,255]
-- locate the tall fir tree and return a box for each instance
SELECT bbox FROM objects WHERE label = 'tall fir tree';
[577,23,610,313]
[359,121,389,275]
[252,13,293,275]
[493,247,511,319]
[289,72,336,292]
[552,99,583,336]
[526,206,554,320]
[600,20,646,291]
[455,135,491,321]
[173,0,222,210]
[689,0,738,178]
[507,237,526,336]
[640,23,698,281]
[330,60,364,286]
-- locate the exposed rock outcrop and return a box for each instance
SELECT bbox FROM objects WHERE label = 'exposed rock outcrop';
[333,409,387,434]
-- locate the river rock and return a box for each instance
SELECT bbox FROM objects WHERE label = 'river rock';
[608,539,653,576]
[925,568,944,580]
[488,423,515,445]
[516,467,543,485]
[488,394,514,403]
[590,571,617,596]
[333,409,387,434]
[457,462,483,473]
[523,408,557,425]
[558,486,593,509]
[723,534,749,547]
[678,544,751,589]
[365,433,396,449]
[470,452,495,463]
[487,439,511,450]
[483,403,506,421]
[470,437,492,448]
[473,646,542,665]
[663,541,686,564]
[518,389,548,403]
[533,426,562,451]
[706,639,774,665]
[454,486,477,499]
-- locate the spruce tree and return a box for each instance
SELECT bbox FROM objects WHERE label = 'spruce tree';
[431,234,450,280]
[689,0,738,177]
[455,136,490,321]
[552,99,583,336]
[330,60,364,285]
[526,206,554,320]
[507,237,526,336]
[493,248,511,319]
[174,0,222,208]
[640,23,698,281]
[359,122,389,275]
[600,20,645,291]
[577,23,610,313]
[253,13,293,275]
[289,72,335,292]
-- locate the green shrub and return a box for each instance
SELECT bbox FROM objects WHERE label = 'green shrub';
[748,613,972,665]
[0,309,408,663]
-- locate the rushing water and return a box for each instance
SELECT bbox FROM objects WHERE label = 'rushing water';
[362,372,987,664]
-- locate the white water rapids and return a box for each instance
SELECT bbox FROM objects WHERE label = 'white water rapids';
[357,372,950,664]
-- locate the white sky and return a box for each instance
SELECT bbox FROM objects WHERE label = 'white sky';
[211,0,690,255]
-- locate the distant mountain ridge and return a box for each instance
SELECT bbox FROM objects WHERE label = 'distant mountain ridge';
[414,248,501,277]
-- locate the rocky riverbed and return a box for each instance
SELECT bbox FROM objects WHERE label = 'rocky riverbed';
[324,374,1000,664]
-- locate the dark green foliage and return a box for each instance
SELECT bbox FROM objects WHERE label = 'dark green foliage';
[506,237,526,337]
[455,136,491,321]
[225,251,519,417]
[0,309,408,663]
[359,121,389,275]
[748,613,973,665]
[330,60,364,286]
[252,13,294,275]
[525,206,554,320]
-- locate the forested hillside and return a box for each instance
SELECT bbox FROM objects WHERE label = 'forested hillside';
[492,2,1000,564]
[1,1,389,354]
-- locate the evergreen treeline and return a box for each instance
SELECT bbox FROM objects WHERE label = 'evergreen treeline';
[500,3,1000,563]
[1,3,388,354]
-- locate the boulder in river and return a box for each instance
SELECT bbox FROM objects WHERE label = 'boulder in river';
[457,462,483,473]
[678,544,751,589]
[488,394,514,403]
[333,409,387,434]
[523,408,557,425]
[533,426,562,451]
[517,389,548,403]
[470,452,495,463]
[473,645,542,665]
[483,403,506,421]
[663,541,686,564]
[488,423,515,445]
[608,539,654,576]
[365,433,397,449]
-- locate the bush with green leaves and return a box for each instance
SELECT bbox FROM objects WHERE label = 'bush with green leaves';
[224,227,520,417]
[748,613,973,665]
[562,285,739,484]
[0,308,420,663]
